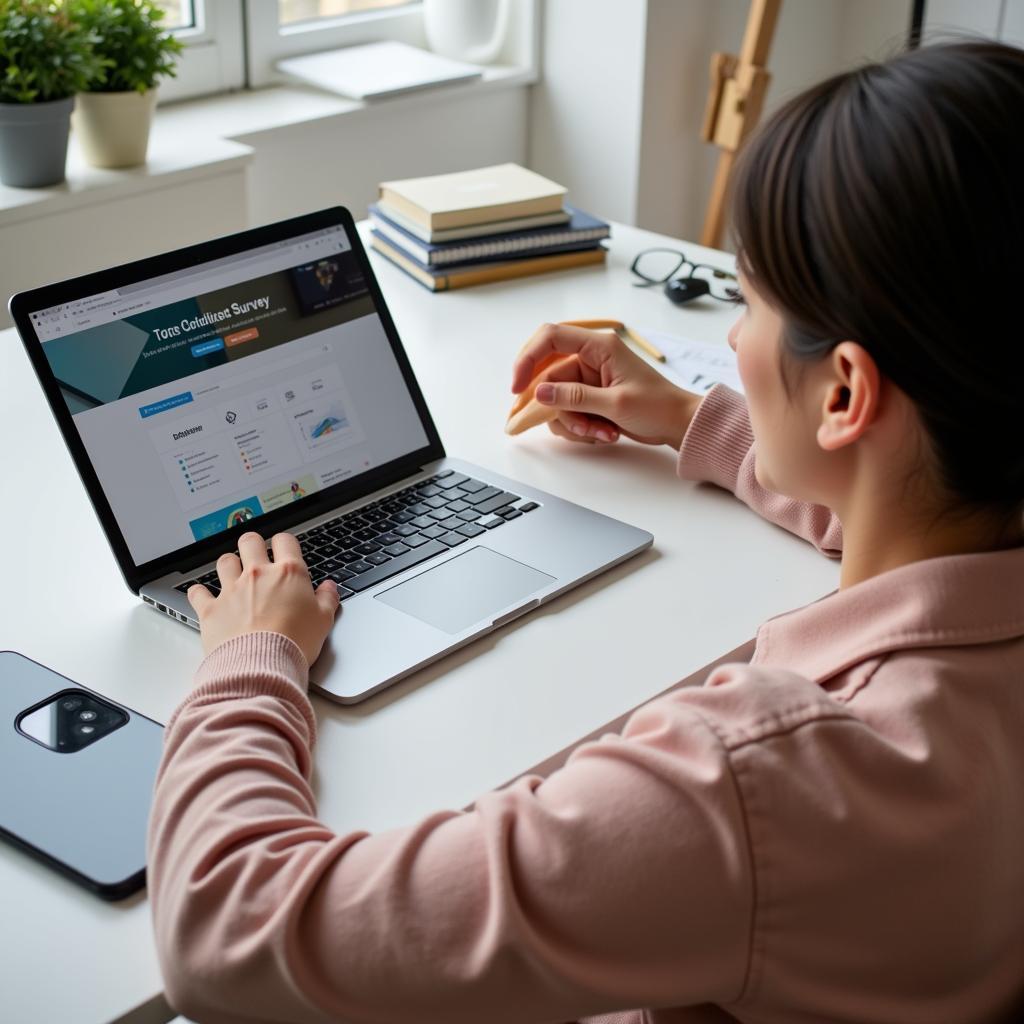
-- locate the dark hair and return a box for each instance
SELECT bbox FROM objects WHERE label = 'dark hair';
[731,40,1024,517]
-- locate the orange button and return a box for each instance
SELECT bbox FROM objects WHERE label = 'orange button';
[225,327,259,347]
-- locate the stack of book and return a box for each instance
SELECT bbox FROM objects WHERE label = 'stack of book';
[368,163,610,292]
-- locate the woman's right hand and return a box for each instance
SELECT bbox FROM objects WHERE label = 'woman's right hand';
[510,322,701,449]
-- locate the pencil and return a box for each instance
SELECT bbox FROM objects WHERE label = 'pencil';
[621,326,666,362]
[560,319,667,363]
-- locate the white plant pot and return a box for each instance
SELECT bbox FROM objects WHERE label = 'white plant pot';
[423,0,509,65]
[72,89,158,169]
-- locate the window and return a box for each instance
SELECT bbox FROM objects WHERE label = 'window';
[246,0,426,87]
[157,0,245,104]
[157,0,534,102]
[156,0,197,31]
[278,0,412,28]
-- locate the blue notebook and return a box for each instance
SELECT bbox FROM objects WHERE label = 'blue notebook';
[368,203,611,267]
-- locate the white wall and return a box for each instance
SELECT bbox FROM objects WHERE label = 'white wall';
[529,0,911,244]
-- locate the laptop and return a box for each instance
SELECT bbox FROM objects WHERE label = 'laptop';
[10,207,652,704]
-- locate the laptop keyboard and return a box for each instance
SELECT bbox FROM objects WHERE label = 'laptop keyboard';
[174,470,540,601]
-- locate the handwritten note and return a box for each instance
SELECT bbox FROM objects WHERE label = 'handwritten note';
[638,328,744,395]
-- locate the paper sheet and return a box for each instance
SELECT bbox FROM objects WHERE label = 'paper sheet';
[638,328,744,395]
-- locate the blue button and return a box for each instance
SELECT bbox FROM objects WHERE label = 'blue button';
[191,338,225,358]
[138,392,194,418]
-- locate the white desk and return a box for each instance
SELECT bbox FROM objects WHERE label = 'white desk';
[0,221,839,1023]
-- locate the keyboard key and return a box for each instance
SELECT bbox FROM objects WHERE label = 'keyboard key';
[325,568,356,582]
[377,532,401,547]
[354,528,379,541]
[393,524,418,537]
[408,502,432,516]
[502,509,523,520]
[337,587,355,600]
[404,533,431,547]
[391,510,415,524]
[320,558,342,572]
[440,516,464,530]
[422,495,448,509]
[346,540,448,593]
[464,485,502,505]
[519,501,539,513]
[175,581,194,594]
[480,517,505,529]
[459,478,487,493]
[473,492,521,516]
[355,542,382,555]
[348,560,374,574]
[447,499,470,512]
[428,508,452,521]
[366,552,391,566]
[411,516,434,529]
[456,522,486,538]
[439,532,468,547]
[317,543,342,558]
[422,525,446,539]
[417,484,443,498]
[434,469,454,479]
[436,473,468,489]
[456,509,481,521]
[383,543,411,557]
[339,550,362,563]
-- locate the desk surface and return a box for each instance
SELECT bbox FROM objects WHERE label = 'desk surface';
[0,221,839,1023]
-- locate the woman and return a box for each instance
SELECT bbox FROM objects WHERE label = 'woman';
[149,41,1024,1023]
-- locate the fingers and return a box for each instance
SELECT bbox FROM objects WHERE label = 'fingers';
[548,418,619,444]
[187,584,214,617]
[511,323,618,394]
[270,532,303,566]
[237,532,269,569]
[315,579,341,617]
[216,551,241,586]
[533,379,620,427]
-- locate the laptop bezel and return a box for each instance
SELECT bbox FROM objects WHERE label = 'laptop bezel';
[9,206,446,594]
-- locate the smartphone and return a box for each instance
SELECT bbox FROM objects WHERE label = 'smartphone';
[0,650,164,900]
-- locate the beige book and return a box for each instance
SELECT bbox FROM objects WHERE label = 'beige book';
[379,163,568,231]
[370,235,606,292]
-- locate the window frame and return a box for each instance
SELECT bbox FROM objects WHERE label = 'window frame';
[245,0,426,88]
[157,0,246,104]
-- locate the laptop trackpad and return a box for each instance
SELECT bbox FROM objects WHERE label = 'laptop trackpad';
[375,546,554,635]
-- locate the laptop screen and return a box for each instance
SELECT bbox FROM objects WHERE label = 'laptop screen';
[29,221,429,566]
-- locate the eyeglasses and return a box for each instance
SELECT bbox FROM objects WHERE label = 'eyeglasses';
[630,248,740,305]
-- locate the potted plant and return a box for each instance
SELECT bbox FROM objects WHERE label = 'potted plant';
[0,0,107,187]
[70,0,184,169]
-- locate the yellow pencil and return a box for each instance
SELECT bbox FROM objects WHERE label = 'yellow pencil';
[620,326,665,363]
[561,319,667,363]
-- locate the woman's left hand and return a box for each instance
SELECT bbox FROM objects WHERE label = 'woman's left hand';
[187,531,340,668]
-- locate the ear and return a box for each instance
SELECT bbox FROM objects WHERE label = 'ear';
[816,342,881,452]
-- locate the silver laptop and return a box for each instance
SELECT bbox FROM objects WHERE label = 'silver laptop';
[10,208,651,703]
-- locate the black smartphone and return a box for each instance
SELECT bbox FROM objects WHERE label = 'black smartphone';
[0,650,164,900]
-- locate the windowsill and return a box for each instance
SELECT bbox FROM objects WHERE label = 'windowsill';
[0,64,536,229]
[156,63,535,137]
[0,134,252,229]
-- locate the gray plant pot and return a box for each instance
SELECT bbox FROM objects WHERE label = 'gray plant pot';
[0,96,74,188]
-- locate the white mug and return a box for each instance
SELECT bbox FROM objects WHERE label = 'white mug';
[423,0,509,65]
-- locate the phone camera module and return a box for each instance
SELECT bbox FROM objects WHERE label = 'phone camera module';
[18,690,129,753]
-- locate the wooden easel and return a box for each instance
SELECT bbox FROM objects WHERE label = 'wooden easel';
[700,0,782,249]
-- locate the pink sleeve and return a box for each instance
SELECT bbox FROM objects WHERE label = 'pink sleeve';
[677,385,842,558]
[147,632,755,1024]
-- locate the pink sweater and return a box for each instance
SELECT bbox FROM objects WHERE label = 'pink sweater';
[147,386,1024,1023]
